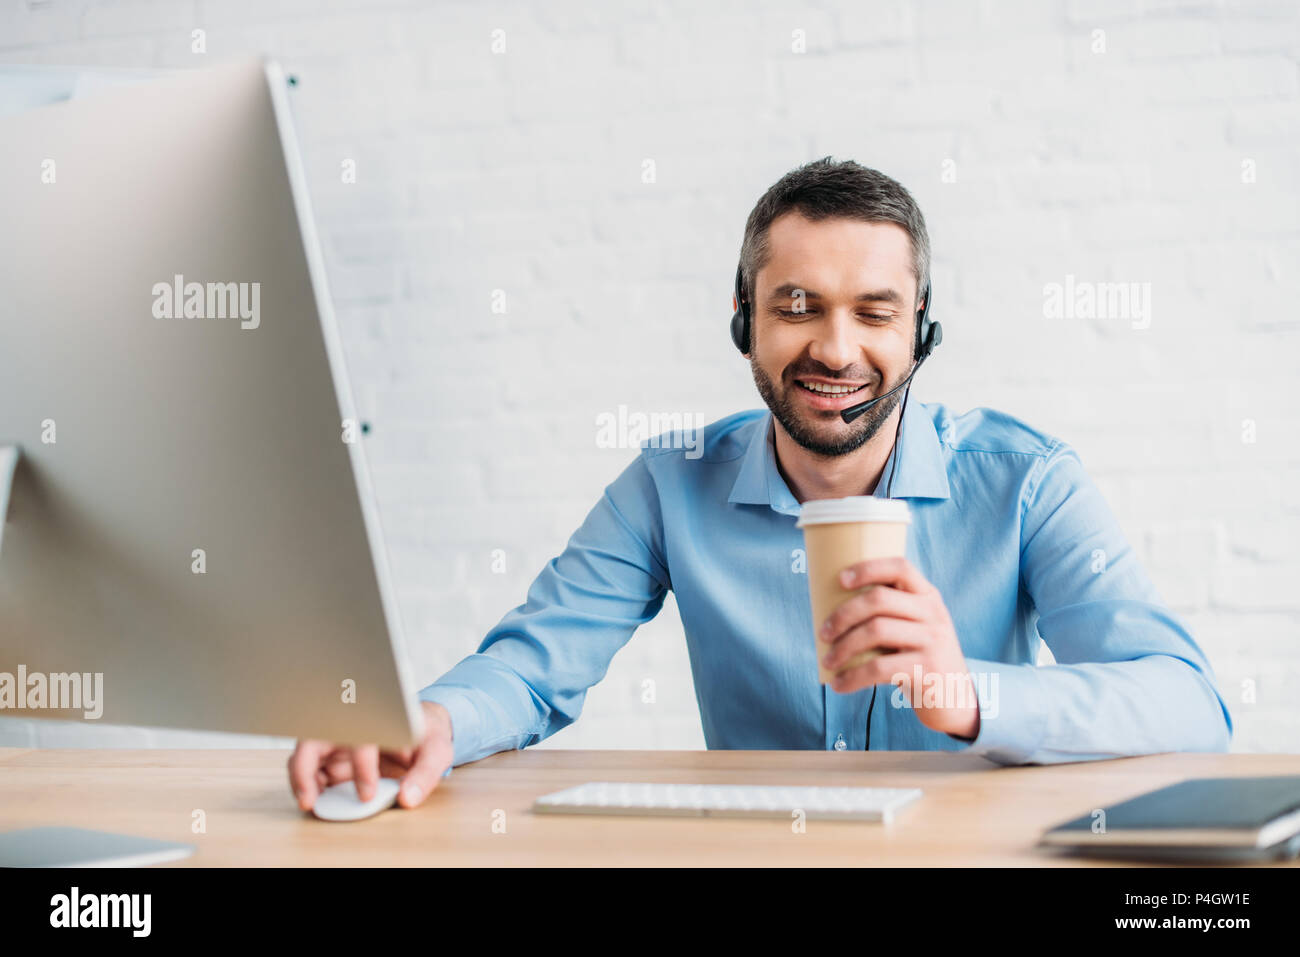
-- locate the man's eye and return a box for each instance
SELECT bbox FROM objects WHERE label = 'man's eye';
[775,309,891,321]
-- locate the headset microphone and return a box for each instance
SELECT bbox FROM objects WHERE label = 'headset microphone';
[838,351,929,424]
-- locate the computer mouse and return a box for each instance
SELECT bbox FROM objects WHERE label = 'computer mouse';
[310,777,402,822]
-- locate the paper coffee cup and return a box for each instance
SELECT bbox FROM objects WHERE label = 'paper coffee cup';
[796,497,911,685]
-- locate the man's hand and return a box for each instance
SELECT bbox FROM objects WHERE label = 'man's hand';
[287,701,454,811]
[819,556,980,740]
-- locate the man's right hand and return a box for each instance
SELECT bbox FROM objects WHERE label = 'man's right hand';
[288,700,454,811]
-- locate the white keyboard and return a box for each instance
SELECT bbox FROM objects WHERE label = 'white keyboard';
[532,781,923,822]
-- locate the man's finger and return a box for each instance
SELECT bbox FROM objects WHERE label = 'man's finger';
[322,755,353,786]
[839,556,932,595]
[323,750,352,774]
[826,617,929,673]
[288,740,333,811]
[397,737,454,809]
[831,651,922,695]
[352,744,380,802]
[821,583,926,643]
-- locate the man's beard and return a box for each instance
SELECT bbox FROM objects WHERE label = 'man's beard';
[750,357,902,458]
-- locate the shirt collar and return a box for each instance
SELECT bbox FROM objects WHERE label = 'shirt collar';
[727,397,952,515]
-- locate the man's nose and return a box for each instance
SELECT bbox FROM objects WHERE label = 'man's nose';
[807,309,861,372]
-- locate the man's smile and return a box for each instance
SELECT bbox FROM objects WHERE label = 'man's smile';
[793,376,871,411]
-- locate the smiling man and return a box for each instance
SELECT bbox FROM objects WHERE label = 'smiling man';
[290,157,1232,811]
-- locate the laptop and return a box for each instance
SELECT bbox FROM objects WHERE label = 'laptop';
[1039,776,1300,863]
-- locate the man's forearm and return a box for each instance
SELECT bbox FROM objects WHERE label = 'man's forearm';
[953,654,1231,765]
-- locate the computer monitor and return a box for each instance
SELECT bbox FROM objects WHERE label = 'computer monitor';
[0,58,424,749]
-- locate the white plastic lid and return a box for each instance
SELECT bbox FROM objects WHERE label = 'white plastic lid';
[795,496,911,527]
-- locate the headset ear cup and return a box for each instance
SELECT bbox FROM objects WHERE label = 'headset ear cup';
[917,320,942,360]
[730,307,749,353]
[730,263,750,353]
[913,283,938,360]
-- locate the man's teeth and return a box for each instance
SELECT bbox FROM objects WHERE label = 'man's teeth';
[798,381,866,395]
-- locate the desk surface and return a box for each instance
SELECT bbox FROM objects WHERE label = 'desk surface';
[2,747,1297,866]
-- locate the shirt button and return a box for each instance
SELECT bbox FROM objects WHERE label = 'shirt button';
[833,733,847,751]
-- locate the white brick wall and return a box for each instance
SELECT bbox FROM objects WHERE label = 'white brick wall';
[1,0,1296,753]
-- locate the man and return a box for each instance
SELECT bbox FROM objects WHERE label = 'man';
[289,157,1232,811]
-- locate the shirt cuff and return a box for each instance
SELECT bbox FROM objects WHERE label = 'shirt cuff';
[944,657,1048,765]
[417,682,485,769]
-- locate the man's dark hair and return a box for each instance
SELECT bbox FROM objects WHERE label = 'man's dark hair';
[739,157,930,310]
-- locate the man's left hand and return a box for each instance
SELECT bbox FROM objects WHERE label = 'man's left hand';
[819,556,980,740]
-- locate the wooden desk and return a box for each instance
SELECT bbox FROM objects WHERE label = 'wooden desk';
[2,748,1297,866]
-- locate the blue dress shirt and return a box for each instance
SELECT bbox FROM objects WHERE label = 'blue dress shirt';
[418,398,1233,766]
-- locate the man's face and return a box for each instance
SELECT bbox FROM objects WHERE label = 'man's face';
[747,212,921,458]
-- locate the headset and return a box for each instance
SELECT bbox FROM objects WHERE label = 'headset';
[730,261,943,750]
[729,263,942,424]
